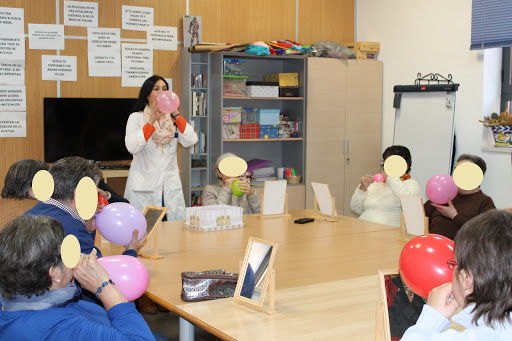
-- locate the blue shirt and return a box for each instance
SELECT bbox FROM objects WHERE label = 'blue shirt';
[24,202,137,258]
[0,300,155,340]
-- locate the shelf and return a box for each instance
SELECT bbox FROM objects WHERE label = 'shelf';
[224,138,303,142]
[481,146,512,153]
[191,168,208,171]
[191,115,208,118]
[192,87,207,90]
[224,96,303,100]
[191,62,208,65]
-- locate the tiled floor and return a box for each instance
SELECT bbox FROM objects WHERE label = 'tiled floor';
[142,310,222,341]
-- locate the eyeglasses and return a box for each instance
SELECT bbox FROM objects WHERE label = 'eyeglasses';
[447,258,458,270]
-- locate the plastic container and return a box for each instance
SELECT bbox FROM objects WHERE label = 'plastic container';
[223,76,247,97]
[223,59,245,76]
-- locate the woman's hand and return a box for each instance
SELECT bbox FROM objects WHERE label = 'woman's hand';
[359,175,374,192]
[125,229,148,252]
[431,199,458,220]
[171,110,180,120]
[147,102,166,125]
[224,177,236,189]
[237,181,255,196]
[426,282,460,319]
[73,249,110,293]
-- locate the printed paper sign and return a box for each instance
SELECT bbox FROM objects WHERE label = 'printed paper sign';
[147,26,177,51]
[122,43,153,87]
[64,1,98,27]
[0,61,25,85]
[0,34,25,60]
[122,5,154,31]
[87,27,121,77]
[0,86,26,111]
[0,111,26,137]
[0,7,24,33]
[42,55,77,81]
[29,24,65,50]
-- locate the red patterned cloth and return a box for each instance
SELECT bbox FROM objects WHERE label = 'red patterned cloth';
[240,123,260,139]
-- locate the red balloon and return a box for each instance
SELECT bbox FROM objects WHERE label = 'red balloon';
[399,234,454,298]
[98,193,109,206]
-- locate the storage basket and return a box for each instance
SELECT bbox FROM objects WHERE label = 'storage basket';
[286,175,301,184]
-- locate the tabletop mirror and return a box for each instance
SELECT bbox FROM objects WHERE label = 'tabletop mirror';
[138,205,167,259]
[233,237,278,314]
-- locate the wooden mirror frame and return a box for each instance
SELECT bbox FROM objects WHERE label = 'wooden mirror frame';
[138,205,167,259]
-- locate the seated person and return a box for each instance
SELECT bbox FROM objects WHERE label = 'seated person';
[425,154,495,240]
[350,145,420,227]
[401,210,512,340]
[24,156,146,258]
[202,153,260,214]
[0,215,156,340]
[1,159,50,228]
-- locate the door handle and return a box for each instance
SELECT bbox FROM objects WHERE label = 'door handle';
[342,139,345,154]
[346,139,350,161]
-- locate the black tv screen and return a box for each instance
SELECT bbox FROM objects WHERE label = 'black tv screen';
[44,98,137,163]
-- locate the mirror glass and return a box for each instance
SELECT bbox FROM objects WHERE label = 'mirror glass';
[240,241,273,301]
[144,208,164,236]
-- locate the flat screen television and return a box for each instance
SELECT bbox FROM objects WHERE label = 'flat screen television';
[44,98,137,163]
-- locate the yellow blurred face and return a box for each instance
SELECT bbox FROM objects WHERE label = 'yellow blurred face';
[147,79,167,106]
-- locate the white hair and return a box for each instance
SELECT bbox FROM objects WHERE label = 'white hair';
[215,152,237,170]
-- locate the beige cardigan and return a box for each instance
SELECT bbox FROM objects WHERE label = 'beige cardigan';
[202,181,260,214]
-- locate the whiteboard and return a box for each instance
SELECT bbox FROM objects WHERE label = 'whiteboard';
[393,90,456,202]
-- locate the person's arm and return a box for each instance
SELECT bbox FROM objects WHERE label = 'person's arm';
[125,113,151,155]
[73,221,103,258]
[202,184,232,206]
[246,191,261,214]
[387,177,421,203]
[452,196,496,228]
[98,179,130,204]
[350,186,367,215]
[424,200,435,222]
[175,112,198,148]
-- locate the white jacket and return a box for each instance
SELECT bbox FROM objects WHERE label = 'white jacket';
[350,177,420,227]
[402,304,512,340]
[124,111,197,220]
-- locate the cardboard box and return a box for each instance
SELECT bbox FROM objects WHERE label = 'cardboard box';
[240,123,260,139]
[355,51,378,60]
[246,84,279,97]
[223,76,247,96]
[264,73,299,86]
[222,109,242,123]
[344,41,380,52]
[256,109,280,125]
[279,86,299,97]
[259,125,279,139]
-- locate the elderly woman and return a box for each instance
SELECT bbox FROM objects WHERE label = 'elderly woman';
[1,159,49,228]
[202,153,260,214]
[0,215,156,340]
[350,145,420,227]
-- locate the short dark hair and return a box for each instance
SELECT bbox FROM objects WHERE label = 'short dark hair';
[1,159,49,199]
[0,215,65,299]
[50,156,102,201]
[382,145,412,174]
[457,154,487,175]
[454,210,512,326]
[133,75,169,112]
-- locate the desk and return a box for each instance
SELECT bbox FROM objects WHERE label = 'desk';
[102,210,408,340]
[101,169,129,183]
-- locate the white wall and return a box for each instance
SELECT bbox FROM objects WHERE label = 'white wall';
[357,0,512,208]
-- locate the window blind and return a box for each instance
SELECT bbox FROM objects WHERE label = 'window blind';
[471,0,512,50]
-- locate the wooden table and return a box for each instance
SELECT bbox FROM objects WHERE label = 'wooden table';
[101,210,409,340]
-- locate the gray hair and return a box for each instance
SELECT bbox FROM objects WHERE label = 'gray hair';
[50,156,103,201]
[0,215,64,299]
[215,152,237,170]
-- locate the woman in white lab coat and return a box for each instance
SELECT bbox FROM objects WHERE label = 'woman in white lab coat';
[125,75,197,221]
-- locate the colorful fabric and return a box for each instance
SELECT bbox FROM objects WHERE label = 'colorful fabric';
[143,105,175,148]
[142,123,156,141]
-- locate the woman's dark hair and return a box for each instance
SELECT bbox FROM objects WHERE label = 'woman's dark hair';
[0,215,65,299]
[457,154,487,175]
[454,210,512,326]
[50,156,103,201]
[382,145,412,174]
[133,75,169,112]
[1,159,49,199]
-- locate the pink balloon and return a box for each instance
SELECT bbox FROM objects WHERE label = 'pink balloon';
[98,255,149,301]
[95,203,147,246]
[426,174,458,204]
[373,174,385,183]
[156,91,180,114]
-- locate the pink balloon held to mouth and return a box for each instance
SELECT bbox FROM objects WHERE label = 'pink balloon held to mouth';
[373,174,385,183]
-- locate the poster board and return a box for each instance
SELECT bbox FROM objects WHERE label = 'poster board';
[399,195,428,238]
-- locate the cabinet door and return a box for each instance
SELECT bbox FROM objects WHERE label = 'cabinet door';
[306,58,347,210]
[344,60,383,216]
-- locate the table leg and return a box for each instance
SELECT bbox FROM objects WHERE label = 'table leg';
[179,317,195,341]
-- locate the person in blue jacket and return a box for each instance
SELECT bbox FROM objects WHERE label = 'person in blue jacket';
[24,156,146,258]
[401,210,512,340]
[0,215,156,340]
